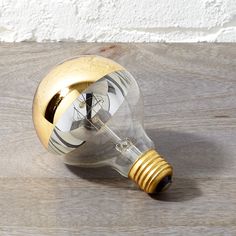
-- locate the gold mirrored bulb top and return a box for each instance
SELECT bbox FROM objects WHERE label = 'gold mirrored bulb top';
[33,55,124,148]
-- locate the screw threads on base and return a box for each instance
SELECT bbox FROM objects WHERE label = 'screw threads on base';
[128,149,173,193]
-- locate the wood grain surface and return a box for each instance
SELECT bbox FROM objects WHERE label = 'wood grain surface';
[0,43,235,236]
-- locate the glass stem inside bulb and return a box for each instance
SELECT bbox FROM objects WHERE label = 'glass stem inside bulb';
[92,115,142,163]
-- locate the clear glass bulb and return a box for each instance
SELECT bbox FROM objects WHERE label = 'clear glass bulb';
[33,55,173,194]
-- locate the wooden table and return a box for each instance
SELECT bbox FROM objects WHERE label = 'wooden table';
[0,43,235,235]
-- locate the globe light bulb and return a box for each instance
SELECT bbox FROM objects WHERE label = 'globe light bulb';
[33,55,173,194]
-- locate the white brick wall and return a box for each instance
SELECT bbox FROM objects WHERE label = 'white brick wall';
[0,0,235,42]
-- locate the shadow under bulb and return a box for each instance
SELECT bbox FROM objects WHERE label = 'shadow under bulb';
[33,55,173,194]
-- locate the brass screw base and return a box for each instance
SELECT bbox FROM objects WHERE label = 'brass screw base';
[128,149,173,193]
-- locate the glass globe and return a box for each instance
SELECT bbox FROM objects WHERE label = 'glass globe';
[33,55,173,194]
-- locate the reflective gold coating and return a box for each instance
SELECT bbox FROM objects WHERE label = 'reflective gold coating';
[128,149,173,193]
[33,55,124,148]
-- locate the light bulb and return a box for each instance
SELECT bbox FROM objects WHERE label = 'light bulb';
[33,55,173,194]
